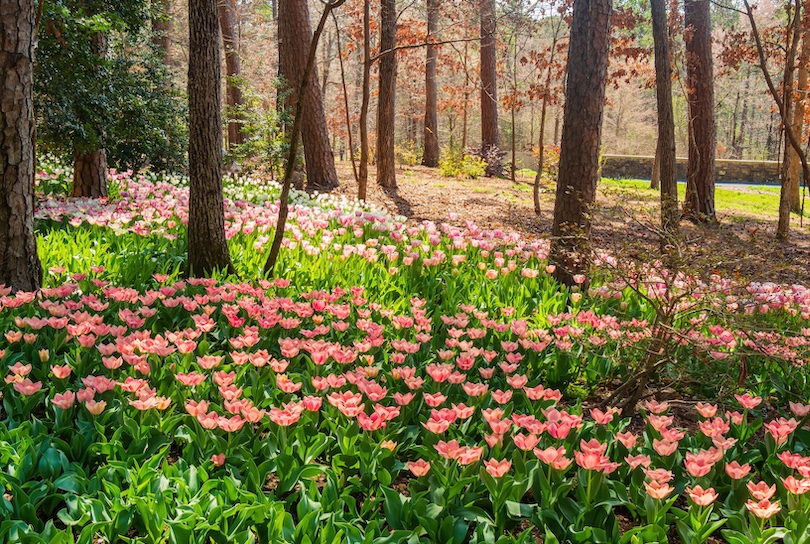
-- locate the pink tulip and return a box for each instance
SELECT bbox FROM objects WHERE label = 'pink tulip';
[211,454,226,467]
[14,378,42,396]
[686,485,719,506]
[735,393,762,410]
[408,459,431,477]
[52,391,76,410]
[484,458,511,478]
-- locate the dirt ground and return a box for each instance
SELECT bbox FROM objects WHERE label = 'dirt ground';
[333,162,810,285]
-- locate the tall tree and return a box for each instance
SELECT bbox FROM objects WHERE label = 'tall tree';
[743,0,810,240]
[37,1,186,183]
[778,1,801,237]
[786,9,810,213]
[187,0,233,276]
[72,32,109,197]
[0,0,42,292]
[264,0,347,275]
[549,0,613,287]
[279,0,339,192]
[683,0,716,222]
[219,0,246,150]
[358,0,371,200]
[376,0,397,188]
[651,0,679,243]
[480,0,500,175]
[422,0,440,167]
[532,7,565,215]
[152,0,171,65]
[731,66,751,159]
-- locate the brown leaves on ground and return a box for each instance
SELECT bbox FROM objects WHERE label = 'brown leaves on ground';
[333,162,810,285]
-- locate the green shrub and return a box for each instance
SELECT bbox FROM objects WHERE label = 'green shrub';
[226,79,290,177]
[439,145,487,179]
[461,154,487,179]
[394,142,421,166]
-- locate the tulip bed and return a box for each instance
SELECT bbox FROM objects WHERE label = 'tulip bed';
[1,170,810,543]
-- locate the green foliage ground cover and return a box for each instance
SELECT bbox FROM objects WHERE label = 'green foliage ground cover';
[2,168,810,543]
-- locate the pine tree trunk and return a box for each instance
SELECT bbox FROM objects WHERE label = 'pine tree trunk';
[787,19,810,214]
[652,0,679,243]
[533,88,548,214]
[733,66,751,159]
[422,0,440,167]
[510,31,518,183]
[778,2,801,239]
[683,0,716,222]
[550,0,612,287]
[0,0,42,292]
[358,0,371,200]
[533,19,562,215]
[728,89,740,149]
[188,0,233,276]
[376,0,397,188]
[321,31,332,95]
[279,0,339,192]
[480,0,500,175]
[218,0,245,149]
[72,149,108,197]
[650,139,661,190]
[71,32,109,197]
[152,0,172,65]
[554,109,561,144]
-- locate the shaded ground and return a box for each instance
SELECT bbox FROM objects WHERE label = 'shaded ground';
[334,162,810,285]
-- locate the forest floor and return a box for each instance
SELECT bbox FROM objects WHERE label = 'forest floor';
[333,161,810,285]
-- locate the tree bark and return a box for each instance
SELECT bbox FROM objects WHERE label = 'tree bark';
[778,1,801,238]
[480,0,500,175]
[188,0,233,276]
[732,66,751,159]
[510,30,518,183]
[264,0,347,276]
[683,0,716,222]
[376,0,397,188]
[787,12,810,213]
[744,0,810,241]
[152,0,171,65]
[533,17,563,215]
[422,0,440,167]
[652,0,679,244]
[71,31,109,197]
[0,0,42,292]
[321,30,332,95]
[358,0,371,200]
[533,92,549,214]
[218,0,245,150]
[650,139,661,190]
[462,41,469,150]
[279,0,339,192]
[72,149,108,198]
[549,0,612,287]
[332,11,358,184]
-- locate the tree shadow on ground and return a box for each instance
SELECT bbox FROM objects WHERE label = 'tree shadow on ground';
[383,187,417,220]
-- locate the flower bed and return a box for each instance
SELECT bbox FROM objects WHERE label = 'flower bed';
[1,171,809,542]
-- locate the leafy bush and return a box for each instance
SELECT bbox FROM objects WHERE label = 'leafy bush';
[35,1,187,174]
[226,80,290,177]
[532,143,561,179]
[465,144,506,177]
[394,142,422,166]
[439,145,487,179]
[461,154,487,179]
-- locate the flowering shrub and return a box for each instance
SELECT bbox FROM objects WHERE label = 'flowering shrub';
[0,169,809,542]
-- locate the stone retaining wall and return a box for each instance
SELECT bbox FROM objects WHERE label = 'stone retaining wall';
[601,155,780,184]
